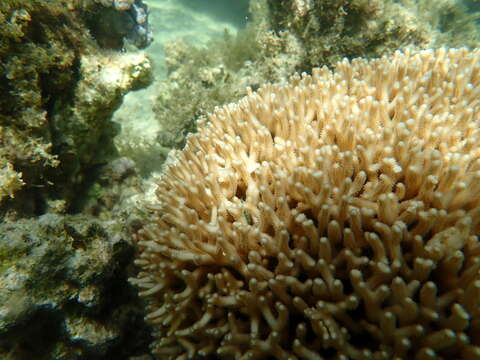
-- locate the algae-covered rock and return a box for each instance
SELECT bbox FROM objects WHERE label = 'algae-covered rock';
[0,214,151,359]
[88,0,154,49]
[0,0,153,217]
[0,1,154,358]
[266,0,480,69]
[48,50,152,202]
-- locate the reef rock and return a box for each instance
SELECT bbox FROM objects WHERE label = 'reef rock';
[0,214,151,359]
[0,0,153,217]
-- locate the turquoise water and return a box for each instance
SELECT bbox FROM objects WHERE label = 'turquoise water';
[113,0,250,151]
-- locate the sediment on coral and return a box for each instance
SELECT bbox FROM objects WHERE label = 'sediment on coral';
[132,48,480,359]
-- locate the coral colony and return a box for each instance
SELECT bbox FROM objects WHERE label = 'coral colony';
[132,48,480,359]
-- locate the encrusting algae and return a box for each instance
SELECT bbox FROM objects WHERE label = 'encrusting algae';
[132,47,480,359]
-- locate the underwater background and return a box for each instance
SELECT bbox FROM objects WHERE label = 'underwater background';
[0,0,480,359]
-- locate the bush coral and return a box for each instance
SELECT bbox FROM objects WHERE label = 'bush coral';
[133,48,480,359]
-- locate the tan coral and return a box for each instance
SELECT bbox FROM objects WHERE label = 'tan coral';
[132,48,480,359]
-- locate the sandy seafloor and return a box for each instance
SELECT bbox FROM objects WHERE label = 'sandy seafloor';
[112,0,248,145]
